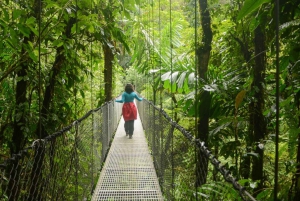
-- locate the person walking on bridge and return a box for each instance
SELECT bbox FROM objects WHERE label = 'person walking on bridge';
[115,84,143,139]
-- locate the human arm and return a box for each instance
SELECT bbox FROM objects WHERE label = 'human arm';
[134,93,143,101]
[115,93,125,103]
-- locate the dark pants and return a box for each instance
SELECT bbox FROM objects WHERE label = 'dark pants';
[124,120,134,135]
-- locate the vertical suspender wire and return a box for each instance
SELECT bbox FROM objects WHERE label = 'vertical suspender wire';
[169,0,174,197]
[90,0,94,193]
[194,0,198,199]
[74,0,78,119]
[159,0,162,108]
[147,0,150,100]
[38,0,42,139]
[152,0,155,104]
[169,0,173,120]
[74,0,79,199]
[150,0,155,167]
[90,2,93,122]
[274,0,280,200]
[135,1,141,90]
[135,2,140,89]
[158,0,163,193]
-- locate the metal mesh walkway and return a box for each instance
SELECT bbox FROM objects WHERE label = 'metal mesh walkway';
[92,111,164,201]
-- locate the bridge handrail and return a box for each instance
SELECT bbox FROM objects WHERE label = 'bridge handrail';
[0,99,122,200]
[0,100,114,168]
[138,99,256,201]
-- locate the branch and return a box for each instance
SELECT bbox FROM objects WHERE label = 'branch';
[0,53,28,83]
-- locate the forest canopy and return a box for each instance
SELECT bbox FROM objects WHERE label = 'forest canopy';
[1,0,300,200]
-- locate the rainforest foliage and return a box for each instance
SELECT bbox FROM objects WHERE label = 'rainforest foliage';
[1,0,300,199]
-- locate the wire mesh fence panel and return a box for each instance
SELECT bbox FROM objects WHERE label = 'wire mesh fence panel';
[137,99,256,201]
[0,100,122,201]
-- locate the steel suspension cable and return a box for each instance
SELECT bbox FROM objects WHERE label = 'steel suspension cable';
[135,1,141,90]
[274,0,280,200]
[74,0,79,119]
[38,0,42,139]
[168,0,174,197]
[157,0,165,193]
[151,0,155,104]
[90,0,94,192]
[169,0,173,119]
[159,0,162,108]
[75,0,79,199]
[147,0,150,100]
[90,5,93,116]
[194,0,198,199]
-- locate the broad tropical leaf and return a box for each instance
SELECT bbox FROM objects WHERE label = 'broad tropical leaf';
[237,0,271,20]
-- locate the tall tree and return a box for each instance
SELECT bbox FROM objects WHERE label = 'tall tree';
[103,40,114,102]
[10,0,40,155]
[36,16,76,138]
[250,24,267,195]
[196,0,213,186]
[100,2,118,102]
[7,0,41,199]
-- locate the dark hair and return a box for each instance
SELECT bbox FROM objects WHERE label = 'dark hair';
[125,84,134,94]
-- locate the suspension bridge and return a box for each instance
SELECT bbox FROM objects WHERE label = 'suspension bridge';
[0,99,256,201]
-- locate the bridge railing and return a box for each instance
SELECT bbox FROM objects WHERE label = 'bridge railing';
[137,99,256,201]
[0,100,122,201]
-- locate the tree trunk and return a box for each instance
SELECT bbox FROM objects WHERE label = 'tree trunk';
[36,46,65,138]
[196,91,211,186]
[232,33,252,179]
[103,41,114,102]
[195,0,212,187]
[9,0,41,197]
[30,17,76,200]
[9,58,29,201]
[293,91,300,200]
[251,25,266,196]
[35,17,76,138]
[11,54,28,154]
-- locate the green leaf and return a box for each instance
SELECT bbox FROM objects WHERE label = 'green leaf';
[28,50,38,62]
[163,80,171,91]
[188,73,195,85]
[237,0,271,21]
[280,96,293,107]
[80,90,85,98]
[245,152,259,158]
[3,8,9,22]
[88,25,95,33]
[280,19,300,30]
[177,72,186,89]
[209,122,231,136]
[183,79,189,93]
[171,82,176,93]
[161,72,171,81]
[279,56,290,71]
[16,24,31,37]
[238,179,251,186]
[170,71,179,83]
[28,25,39,36]
[13,10,23,21]
[26,17,36,25]
[256,188,273,200]
[53,39,64,47]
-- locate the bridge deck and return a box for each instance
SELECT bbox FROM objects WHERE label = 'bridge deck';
[92,112,163,200]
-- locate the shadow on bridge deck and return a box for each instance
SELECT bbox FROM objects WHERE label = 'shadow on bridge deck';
[92,112,164,200]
